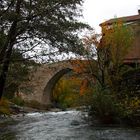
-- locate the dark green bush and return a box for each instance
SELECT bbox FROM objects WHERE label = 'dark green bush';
[11,97,25,106]
[88,85,123,124]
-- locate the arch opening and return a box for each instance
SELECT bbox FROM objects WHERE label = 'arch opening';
[42,68,72,105]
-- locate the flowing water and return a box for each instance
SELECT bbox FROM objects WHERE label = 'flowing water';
[0,110,140,140]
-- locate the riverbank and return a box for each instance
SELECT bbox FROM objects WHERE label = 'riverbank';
[0,103,68,125]
[1,103,140,127]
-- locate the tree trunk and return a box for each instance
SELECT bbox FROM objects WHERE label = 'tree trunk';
[0,28,17,100]
[0,43,14,100]
[0,76,5,99]
[0,0,21,100]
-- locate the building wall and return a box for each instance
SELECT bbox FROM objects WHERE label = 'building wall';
[100,21,140,64]
[124,23,140,63]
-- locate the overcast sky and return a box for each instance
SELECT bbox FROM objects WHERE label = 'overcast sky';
[83,0,140,33]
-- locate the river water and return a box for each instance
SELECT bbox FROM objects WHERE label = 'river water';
[0,110,140,140]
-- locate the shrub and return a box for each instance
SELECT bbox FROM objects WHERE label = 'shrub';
[0,98,11,116]
[25,100,47,110]
[88,85,123,124]
[87,83,140,126]
[11,97,25,106]
[120,96,140,125]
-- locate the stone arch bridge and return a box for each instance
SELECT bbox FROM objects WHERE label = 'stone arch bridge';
[20,58,139,105]
[21,60,81,105]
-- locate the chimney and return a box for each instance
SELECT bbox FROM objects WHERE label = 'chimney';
[138,6,140,15]
[138,9,140,15]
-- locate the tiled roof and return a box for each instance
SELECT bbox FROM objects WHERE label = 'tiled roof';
[100,14,140,26]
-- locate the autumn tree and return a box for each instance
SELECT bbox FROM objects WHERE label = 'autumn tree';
[0,0,89,99]
[99,21,133,91]
[73,21,134,91]
[70,21,134,109]
[71,21,136,124]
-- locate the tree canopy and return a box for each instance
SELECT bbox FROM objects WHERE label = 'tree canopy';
[0,0,89,58]
[0,0,89,99]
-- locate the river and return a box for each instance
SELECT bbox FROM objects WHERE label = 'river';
[0,110,140,140]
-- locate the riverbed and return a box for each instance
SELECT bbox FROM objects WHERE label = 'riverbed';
[0,110,140,140]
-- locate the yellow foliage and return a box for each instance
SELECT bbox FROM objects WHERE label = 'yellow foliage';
[101,21,133,65]
[123,97,140,112]
[80,79,88,96]
[129,97,140,110]
[53,73,86,107]
[0,98,10,116]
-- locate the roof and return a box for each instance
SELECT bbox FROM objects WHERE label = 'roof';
[100,14,140,26]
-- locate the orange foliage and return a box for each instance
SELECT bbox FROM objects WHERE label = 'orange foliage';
[70,60,88,74]
[80,79,89,96]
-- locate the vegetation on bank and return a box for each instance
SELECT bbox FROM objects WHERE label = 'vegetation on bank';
[0,98,51,117]
[0,98,10,116]
[70,21,140,126]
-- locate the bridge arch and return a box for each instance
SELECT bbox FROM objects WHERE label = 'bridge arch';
[42,68,72,105]
[21,60,96,105]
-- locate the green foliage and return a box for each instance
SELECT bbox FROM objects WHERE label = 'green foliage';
[0,99,10,116]
[119,95,140,125]
[87,81,140,125]
[120,67,140,93]
[53,73,82,108]
[102,21,133,65]
[89,85,123,124]
[0,0,89,57]
[25,100,47,110]
[11,97,25,107]
[2,50,37,99]
[99,21,134,89]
